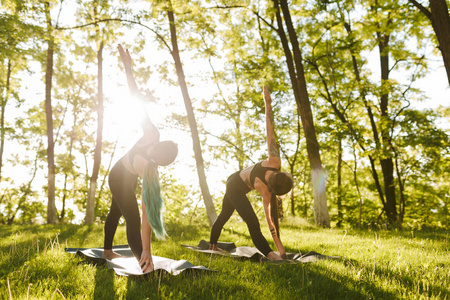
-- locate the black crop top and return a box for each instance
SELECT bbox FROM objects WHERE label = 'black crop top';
[128,140,152,162]
[128,127,160,163]
[249,162,279,189]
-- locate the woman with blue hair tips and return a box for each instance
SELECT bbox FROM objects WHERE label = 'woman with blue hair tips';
[209,86,293,261]
[102,44,178,272]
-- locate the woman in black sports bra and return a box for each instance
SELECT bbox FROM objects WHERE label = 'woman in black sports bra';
[102,45,178,273]
[209,87,293,261]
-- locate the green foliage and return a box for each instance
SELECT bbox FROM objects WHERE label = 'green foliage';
[0,0,448,229]
[0,183,45,225]
[160,168,203,225]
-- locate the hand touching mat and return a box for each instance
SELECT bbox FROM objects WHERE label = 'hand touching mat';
[65,245,212,276]
[181,240,340,263]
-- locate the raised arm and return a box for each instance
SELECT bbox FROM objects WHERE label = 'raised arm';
[118,44,141,98]
[263,86,281,165]
[118,44,158,136]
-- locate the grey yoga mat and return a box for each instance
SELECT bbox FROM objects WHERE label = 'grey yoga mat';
[181,240,340,263]
[65,245,212,276]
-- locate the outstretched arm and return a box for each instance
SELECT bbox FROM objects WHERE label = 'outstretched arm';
[140,198,154,273]
[263,87,281,165]
[262,190,286,257]
[118,44,158,136]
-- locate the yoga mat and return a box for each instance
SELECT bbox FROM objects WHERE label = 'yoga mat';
[65,245,212,276]
[181,240,340,263]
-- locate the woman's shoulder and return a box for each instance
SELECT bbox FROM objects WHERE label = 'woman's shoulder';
[261,157,281,169]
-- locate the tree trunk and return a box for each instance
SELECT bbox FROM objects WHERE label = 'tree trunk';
[394,156,406,224]
[350,141,363,229]
[8,152,39,225]
[279,114,301,217]
[85,41,104,225]
[341,19,395,224]
[409,0,450,85]
[287,116,302,217]
[336,137,343,227]
[290,163,295,217]
[275,0,330,227]
[378,32,398,225]
[45,1,56,224]
[166,8,217,226]
[0,59,11,182]
[429,0,450,86]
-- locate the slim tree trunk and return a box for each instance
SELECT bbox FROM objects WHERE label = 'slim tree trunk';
[0,59,11,182]
[394,156,406,223]
[350,140,363,229]
[7,151,39,225]
[281,116,301,217]
[45,1,56,224]
[275,0,330,227]
[166,7,217,226]
[336,137,343,227]
[59,99,78,222]
[290,164,295,217]
[302,161,308,218]
[378,30,398,225]
[85,41,104,225]
[341,18,394,223]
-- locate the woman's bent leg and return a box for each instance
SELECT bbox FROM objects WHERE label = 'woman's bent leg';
[230,194,272,256]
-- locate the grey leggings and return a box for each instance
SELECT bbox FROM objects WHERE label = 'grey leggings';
[210,171,273,256]
[104,158,142,260]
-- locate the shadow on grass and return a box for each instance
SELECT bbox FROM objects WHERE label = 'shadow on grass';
[246,258,398,300]
[0,224,98,252]
[349,228,450,254]
[0,224,97,277]
[93,268,115,300]
[79,246,448,299]
[339,257,450,298]
[302,263,396,299]
[394,227,450,247]
[158,272,257,299]
[189,252,399,299]
[164,222,206,242]
[120,267,218,299]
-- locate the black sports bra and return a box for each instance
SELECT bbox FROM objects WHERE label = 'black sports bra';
[128,140,152,162]
[128,128,160,163]
[249,162,279,189]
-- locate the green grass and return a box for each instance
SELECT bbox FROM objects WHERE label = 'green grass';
[1,217,449,299]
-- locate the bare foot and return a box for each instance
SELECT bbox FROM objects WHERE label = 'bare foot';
[209,243,228,253]
[267,251,283,261]
[102,249,122,260]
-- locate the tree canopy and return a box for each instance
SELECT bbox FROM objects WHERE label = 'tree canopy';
[0,0,448,229]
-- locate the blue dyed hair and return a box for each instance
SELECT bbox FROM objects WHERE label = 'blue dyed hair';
[142,162,166,240]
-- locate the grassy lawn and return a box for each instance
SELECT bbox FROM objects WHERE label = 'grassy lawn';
[1,217,449,299]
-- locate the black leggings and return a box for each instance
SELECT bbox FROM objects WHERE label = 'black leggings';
[210,171,273,256]
[103,158,142,260]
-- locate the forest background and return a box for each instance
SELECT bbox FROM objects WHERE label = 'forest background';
[1,0,449,230]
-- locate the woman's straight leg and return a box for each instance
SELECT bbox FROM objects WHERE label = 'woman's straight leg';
[210,193,234,244]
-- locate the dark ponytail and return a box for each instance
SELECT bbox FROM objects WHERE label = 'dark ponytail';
[270,193,280,238]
